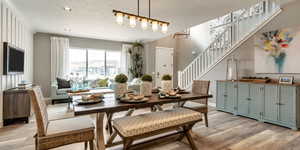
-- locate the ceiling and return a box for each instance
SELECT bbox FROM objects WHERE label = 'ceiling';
[11,0,260,42]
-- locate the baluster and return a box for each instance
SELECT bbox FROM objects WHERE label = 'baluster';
[197,57,200,76]
[192,63,194,81]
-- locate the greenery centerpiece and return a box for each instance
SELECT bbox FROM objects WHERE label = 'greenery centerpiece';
[161,74,172,91]
[140,74,153,96]
[114,74,128,98]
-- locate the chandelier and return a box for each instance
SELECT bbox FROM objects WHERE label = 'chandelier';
[113,0,170,33]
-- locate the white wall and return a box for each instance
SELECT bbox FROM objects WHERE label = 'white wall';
[0,0,34,127]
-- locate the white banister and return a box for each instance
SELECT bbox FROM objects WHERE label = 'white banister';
[178,0,281,89]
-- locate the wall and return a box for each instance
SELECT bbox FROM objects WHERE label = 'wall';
[144,22,212,87]
[0,0,34,127]
[33,32,125,97]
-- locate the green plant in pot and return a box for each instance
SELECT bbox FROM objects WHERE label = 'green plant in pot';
[161,74,172,91]
[140,74,153,96]
[114,74,128,98]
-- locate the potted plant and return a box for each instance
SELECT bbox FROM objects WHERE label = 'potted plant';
[161,74,172,91]
[114,74,128,98]
[140,74,153,96]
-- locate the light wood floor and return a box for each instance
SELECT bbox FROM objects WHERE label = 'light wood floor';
[1,104,300,150]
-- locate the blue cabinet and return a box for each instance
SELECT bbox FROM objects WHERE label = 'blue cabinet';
[217,81,300,130]
[216,81,237,114]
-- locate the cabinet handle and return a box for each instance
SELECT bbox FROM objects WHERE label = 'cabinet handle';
[276,103,285,106]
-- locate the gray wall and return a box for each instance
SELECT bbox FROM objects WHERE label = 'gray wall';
[33,32,124,97]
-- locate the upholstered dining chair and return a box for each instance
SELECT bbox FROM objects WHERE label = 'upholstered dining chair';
[182,80,210,127]
[29,86,95,150]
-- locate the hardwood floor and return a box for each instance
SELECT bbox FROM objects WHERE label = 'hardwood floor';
[1,104,300,150]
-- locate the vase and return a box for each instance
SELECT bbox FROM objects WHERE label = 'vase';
[114,83,127,98]
[161,80,172,91]
[140,81,152,97]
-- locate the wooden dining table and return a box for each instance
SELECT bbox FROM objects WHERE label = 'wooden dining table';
[73,93,212,150]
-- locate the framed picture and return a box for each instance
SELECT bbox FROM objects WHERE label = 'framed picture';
[279,76,294,85]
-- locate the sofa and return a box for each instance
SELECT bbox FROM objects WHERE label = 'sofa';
[51,78,142,104]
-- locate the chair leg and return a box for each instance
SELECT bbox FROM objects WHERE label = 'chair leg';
[84,141,88,150]
[123,139,133,150]
[204,112,208,127]
[184,130,197,150]
[89,140,94,150]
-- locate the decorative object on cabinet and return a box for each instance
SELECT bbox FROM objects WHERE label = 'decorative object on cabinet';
[279,76,293,84]
[216,80,300,130]
[226,56,238,81]
[3,87,33,126]
[240,76,271,83]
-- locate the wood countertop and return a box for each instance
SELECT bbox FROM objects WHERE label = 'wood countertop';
[218,80,300,87]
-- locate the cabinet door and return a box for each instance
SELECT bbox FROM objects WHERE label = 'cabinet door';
[278,85,296,124]
[216,81,226,110]
[226,82,237,113]
[249,84,264,119]
[237,83,249,116]
[263,85,278,122]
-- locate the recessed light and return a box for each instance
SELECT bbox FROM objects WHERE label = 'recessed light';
[63,6,72,12]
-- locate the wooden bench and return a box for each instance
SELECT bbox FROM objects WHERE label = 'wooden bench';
[112,108,202,150]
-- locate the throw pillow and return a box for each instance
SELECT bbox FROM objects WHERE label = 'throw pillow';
[56,77,71,89]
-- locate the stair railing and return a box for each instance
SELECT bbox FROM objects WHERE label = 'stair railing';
[178,0,280,89]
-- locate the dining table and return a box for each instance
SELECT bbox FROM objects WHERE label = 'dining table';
[73,92,213,150]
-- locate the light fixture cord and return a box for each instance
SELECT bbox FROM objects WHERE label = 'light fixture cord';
[149,0,151,18]
[138,0,140,16]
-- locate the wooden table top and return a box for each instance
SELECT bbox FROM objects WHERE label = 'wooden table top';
[74,93,213,116]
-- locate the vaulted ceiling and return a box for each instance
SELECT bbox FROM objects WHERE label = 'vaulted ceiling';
[11,0,261,42]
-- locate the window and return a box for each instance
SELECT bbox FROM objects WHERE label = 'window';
[88,50,105,79]
[69,48,87,76]
[106,51,121,77]
[68,48,121,79]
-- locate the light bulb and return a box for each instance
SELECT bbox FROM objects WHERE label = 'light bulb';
[161,23,168,33]
[129,16,136,28]
[152,21,158,32]
[141,18,148,30]
[116,12,123,25]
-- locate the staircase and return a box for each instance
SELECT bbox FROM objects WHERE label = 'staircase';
[178,0,282,89]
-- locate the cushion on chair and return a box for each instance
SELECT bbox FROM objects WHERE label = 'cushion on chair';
[183,101,208,112]
[46,116,94,137]
[113,108,202,137]
[184,101,207,109]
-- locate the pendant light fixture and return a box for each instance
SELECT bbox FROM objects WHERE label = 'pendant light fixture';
[113,0,170,33]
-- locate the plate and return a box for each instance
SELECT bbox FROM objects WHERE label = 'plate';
[119,97,149,103]
[74,98,103,105]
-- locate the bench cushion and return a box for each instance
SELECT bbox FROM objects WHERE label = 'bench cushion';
[113,108,202,137]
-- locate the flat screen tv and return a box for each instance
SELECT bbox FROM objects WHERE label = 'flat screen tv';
[3,42,25,75]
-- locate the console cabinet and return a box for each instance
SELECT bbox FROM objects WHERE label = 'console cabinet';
[216,81,300,130]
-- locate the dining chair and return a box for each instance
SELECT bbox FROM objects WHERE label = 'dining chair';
[29,86,95,150]
[182,80,210,127]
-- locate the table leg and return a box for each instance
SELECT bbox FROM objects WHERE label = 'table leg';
[96,113,106,150]
[106,109,135,145]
